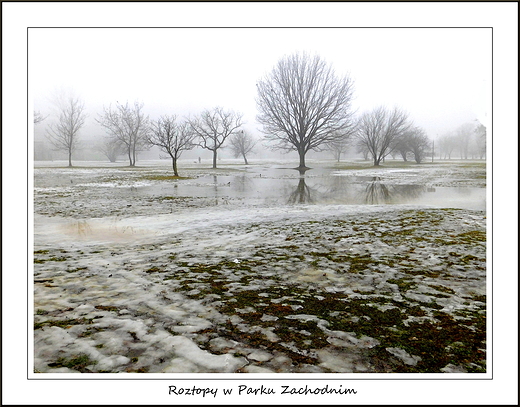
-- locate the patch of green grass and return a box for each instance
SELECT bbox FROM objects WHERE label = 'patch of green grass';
[95,305,120,312]
[48,354,97,372]
[145,266,166,273]
[34,317,95,330]
[456,230,486,244]
[34,254,69,263]
[429,285,456,295]
[387,278,416,291]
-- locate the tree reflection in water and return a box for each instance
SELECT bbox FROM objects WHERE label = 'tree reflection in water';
[364,177,425,204]
[287,168,316,204]
[286,172,428,206]
[233,173,254,193]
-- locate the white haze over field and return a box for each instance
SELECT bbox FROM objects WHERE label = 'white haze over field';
[29,25,491,149]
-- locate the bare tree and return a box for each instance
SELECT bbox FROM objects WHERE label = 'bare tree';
[34,111,48,125]
[355,142,371,161]
[148,115,196,176]
[228,130,257,165]
[437,132,457,159]
[392,131,412,162]
[356,106,411,166]
[188,107,243,169]
[45,96,87,167]
[97,101,149,167]
[97,137,125,163]
[326,131,352,162]
[406,127,431,163]
[455,122,475,159]
[256,52,356,169]
[474,122,487,159]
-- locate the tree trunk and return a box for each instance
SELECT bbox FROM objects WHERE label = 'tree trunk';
[242,153,248,165]
[298,148,307,169]
[212,149,217,169]
[68,148,72,167]
[132,145,137,167]
[172,157,178,177]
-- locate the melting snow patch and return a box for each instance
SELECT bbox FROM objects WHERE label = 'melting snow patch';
[440,364,468,373]
[169,336,247,372]
[386,347,422,366]
[247,350,273,362]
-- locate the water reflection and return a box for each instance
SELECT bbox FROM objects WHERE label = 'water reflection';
[233,174,255,193]
[285,174,428,206]
[364,177,425,205]
[287,177,316,204]
[144,165,485,210]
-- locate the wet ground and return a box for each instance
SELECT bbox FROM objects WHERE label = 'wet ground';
[32,159,487,374]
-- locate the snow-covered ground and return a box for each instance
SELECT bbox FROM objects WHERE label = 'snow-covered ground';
[32,159,487,374]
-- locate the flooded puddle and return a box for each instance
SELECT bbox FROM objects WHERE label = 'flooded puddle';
[140,166,486,210]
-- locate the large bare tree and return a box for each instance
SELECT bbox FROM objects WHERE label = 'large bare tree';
[256,52,356,169]
[97,101,149,167]
[228,130,257,165]
[45,96,87,167]
[188,107,243,168]
[148,115,196,176]
[356,106,411,166]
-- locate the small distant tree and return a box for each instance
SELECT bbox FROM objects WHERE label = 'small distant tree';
[437,133,457,159]
[188,107,243,169]
[148,115,196,176]
[326,131,352,162]
[45,95,87,167]
[356,106,411,166]
[474,122,487,159]
[355,142,371,161]
[455,122,474,159]
[97,101,149,167]
[228,130,257,165]
[256,52,356,169]
[97,138,125,163]
[392,131,412,162]
[406,127,430,163]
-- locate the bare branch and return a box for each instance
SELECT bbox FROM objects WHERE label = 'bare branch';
[34,111,48,125]
[45,96,87,167]
[96,101,150,166]
[256,52,356,168]
[355,106,412,166]
[228,130,257,165]
[187,107,243,168]
[148,115,196,175]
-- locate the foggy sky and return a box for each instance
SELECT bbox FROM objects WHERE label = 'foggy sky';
[30,26,491,142]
